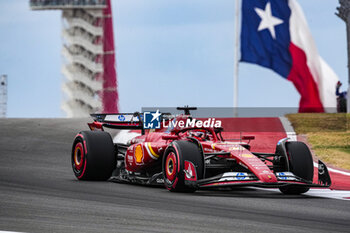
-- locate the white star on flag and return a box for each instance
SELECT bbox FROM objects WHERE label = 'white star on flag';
[255,2,283,39]
[150,109,161,122]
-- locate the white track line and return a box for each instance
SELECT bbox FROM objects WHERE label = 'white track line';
[327,167,350,176]
[304,189,350,200]
[254,187,350,201]
[313,162,350,176]
[0,231,26,233]
[279,116,297,141]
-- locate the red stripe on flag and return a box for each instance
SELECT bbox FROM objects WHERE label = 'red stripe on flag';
[287,43,324,113]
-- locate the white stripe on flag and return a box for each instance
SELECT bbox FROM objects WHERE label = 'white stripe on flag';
[288,0,339,110]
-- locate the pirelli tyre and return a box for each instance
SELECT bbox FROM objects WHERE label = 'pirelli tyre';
[72,131,116,181]
[162,140,204,192]
[279,141,314,195]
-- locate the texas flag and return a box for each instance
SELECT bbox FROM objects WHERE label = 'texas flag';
[240,0,339,112]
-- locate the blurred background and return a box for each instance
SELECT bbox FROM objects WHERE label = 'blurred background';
[0,0,347,117]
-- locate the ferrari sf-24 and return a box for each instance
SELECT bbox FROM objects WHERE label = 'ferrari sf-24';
[71,107,331,194]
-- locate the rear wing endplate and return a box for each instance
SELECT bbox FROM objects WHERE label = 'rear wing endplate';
[90,112,145,134]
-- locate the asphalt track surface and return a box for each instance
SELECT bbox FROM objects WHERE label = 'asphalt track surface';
[1,119,350,233]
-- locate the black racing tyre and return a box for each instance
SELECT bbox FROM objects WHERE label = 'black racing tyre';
[162,140,204,192]
[72,131,116,181]
[279,141,314,195]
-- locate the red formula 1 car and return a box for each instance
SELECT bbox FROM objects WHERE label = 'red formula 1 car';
[71,107,331,194]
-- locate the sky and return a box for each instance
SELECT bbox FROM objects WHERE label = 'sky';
[0,0,348,117]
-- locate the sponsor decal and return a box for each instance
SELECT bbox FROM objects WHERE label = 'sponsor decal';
[118,115,126,121]
[156,178,164,183]
[236,172,246,180]
[278,172,287,180]
[276,172,296,181]
[218,172,250,182]
[126,148,134,165]
[184,161,197,180]
[241,153,254,158]
[204,147,215,152]
[134,145,144,164]
[185,166,193,179]
[105,114,140,122]
[127,155,134,164]
[212,142,235,150]
[229,146,241,151]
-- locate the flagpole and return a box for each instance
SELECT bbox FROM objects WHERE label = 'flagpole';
[233,0,241,117]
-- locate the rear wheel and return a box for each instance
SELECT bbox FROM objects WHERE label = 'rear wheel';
[72,131,116,180]
[163,140,204,192]
[279,141,314,194]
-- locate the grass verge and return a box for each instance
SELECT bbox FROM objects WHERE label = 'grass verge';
[286,113,350,170]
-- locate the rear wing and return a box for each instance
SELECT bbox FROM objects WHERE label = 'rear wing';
[89,112,173,135]
[89,112,145,134]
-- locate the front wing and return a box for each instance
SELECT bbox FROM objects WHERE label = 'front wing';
[191,160,331,189]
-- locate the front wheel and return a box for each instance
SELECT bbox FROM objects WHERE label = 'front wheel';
[163,140,204,192]
[72,131,116,181]
[279,141,314,195]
